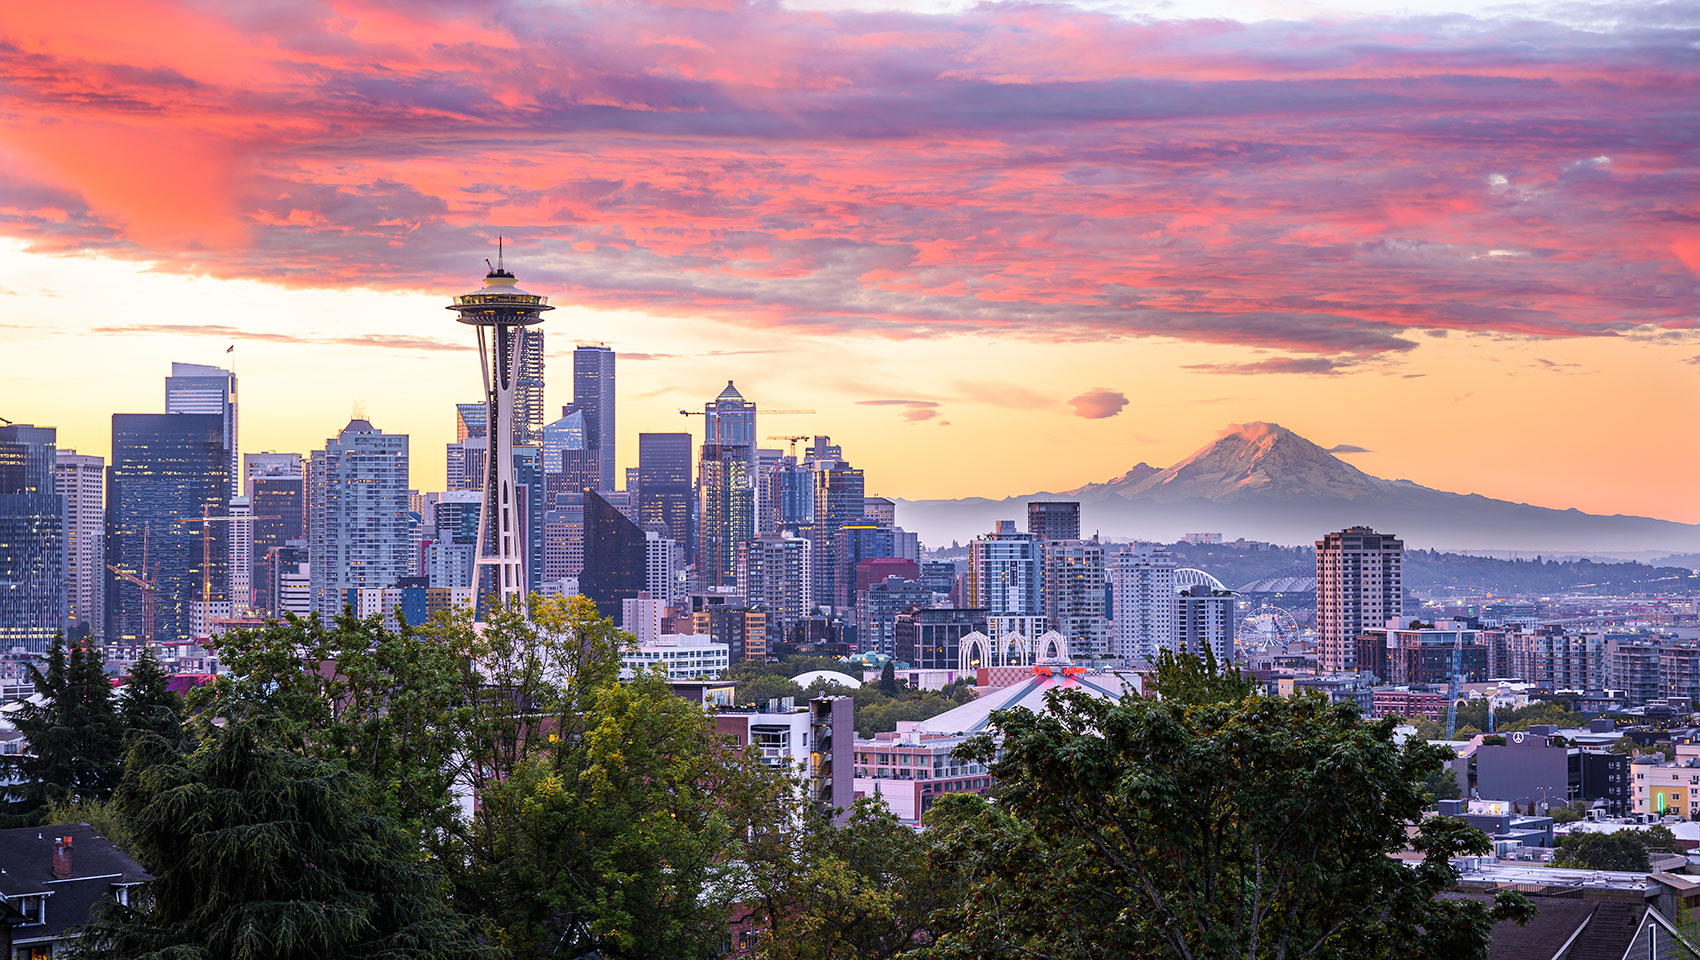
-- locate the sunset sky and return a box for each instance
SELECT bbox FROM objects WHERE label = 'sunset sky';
[1,0,1696,520]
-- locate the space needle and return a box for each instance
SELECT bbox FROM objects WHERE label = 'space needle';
[446,240,553,617]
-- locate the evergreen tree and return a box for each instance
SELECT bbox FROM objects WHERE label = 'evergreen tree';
[118,646,182,745]
[879,660,899,696]
[75,720,494,960]
[7,636,122,818]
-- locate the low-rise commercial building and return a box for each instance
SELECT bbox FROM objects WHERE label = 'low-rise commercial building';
[622,633,729,680]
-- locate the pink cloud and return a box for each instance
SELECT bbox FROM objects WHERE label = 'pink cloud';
[0,1,1693,360]
[1069,388,1128,419]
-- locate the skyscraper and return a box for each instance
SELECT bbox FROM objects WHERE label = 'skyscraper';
[1043,537,1109,659]
[1316,526,1404,674]
[705,381,757,453]
[573,345,616,491]
[580,489,645,618]
[807,446,865,611]
[164,362,238,500]
[517,328,545,445]
[226,496,255,615]
[542,407,596,506]
[1110,543,1175,662]
[637,432,693,553]
[1175,585,1237,665]
[965,521,1044,619]
[447,257,553,614]
[243,452,302,497]
[1,425,65,652]
[245,453,304,616]
[54,449,104,639]
[736,533,812,641]
[697,442,753,589]
[1027,501,1081,541]
[108,413,229,642]
[645,530,682,606]
[307,419,410,620]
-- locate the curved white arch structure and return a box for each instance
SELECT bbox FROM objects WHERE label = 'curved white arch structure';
[1033,629,1070,662]
[1175,568,1227,592]
[957,630,993,670]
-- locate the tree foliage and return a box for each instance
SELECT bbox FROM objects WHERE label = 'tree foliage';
[74,721,492,960]
[917,682,1532,960]
[743,800,955,960]
[7,636,122,818]
[1554,831,1650,871]
[192,607,473,842]
[118,646,183,746]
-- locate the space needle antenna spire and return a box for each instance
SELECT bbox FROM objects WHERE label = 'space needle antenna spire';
[446,237,552,619]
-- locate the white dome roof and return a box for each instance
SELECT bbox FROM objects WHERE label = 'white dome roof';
[792,669,863,689]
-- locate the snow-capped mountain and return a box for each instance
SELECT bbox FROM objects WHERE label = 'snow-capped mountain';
[896,422,1700,552]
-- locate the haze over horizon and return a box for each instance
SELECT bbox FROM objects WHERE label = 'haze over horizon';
[2,0,1695,521]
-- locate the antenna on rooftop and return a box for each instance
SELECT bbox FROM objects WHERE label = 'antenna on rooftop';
[498,235,504,271]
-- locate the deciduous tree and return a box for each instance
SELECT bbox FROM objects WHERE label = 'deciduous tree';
[917,651,1532,960]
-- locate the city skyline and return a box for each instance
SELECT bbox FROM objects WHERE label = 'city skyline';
[1,0,1697,522]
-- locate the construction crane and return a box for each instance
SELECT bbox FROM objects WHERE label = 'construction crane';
[767,435,811,457]
[678,408,814,417]
[1443,629,1466,739]
[190,505,279,626]
[106,521,160,644]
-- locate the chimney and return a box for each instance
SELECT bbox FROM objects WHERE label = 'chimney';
[51,836,72,879]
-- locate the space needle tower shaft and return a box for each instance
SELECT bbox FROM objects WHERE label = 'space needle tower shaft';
[446,240,553,617]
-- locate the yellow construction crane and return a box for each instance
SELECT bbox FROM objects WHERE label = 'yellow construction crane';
[766,435,811,457]
[678,408,814,417]
[190,505,279,622]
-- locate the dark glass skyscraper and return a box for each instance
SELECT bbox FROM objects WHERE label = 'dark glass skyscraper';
[0,424,66,653]
[637,432,693,553]
[580,489,644,618]
[108,413,229,643]
[573,345,616,491]
[164,362,238,501]
[250,473,304,615]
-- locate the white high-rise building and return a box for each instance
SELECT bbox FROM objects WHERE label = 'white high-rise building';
[226,496,254,615]
[1044,538,1110,659]
[307,419,410,620]
[53,450,104,639]
[645,531,682,606]
[1111,543,1175,662]
[165,362,238,500]
[966,522,1044,617]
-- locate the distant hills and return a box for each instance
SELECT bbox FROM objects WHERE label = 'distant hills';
[895,422,1700,553]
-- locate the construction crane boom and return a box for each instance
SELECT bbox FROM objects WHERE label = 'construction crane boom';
[1443,629,1466,739]
[189,506,280,619]
[107,521,160,644]
[766,434,811,456]
[678,408,814,416]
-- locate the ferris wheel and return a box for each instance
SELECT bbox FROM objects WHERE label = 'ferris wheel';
[1241,605,1302,651]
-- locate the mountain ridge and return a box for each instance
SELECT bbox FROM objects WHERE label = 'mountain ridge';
[895,422,1700,552]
